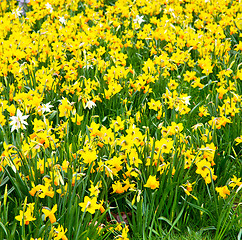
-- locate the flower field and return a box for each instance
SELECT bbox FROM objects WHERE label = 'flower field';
[0,0,242,239]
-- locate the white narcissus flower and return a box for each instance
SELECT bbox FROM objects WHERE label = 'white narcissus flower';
[45,3,53,13]
[83,61,94,69]
[84,100,96,110]
[12,7,22,17]
[9,109,29,132]
[59,16,66,25]
[182,96,191,105]
[133,15,145,25]
[16,0,30,16]
[41,102,54,114]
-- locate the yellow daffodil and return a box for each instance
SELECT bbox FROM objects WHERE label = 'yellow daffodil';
[144,176,159,190]
[79,196,100,214]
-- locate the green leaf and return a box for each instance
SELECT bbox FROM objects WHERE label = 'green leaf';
[158,216,180,232]
[0,222,8,237]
